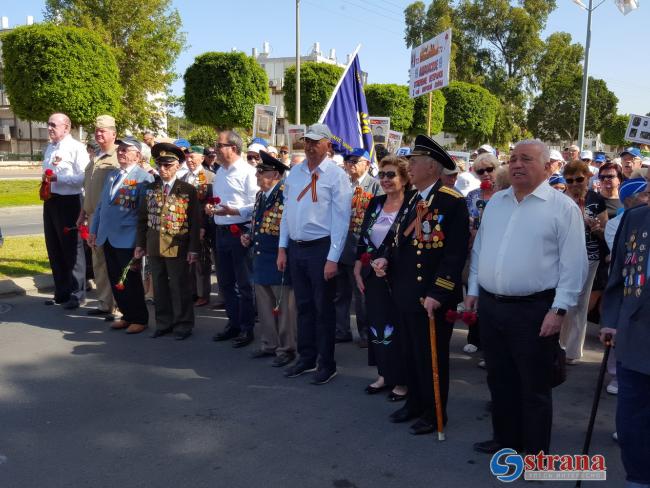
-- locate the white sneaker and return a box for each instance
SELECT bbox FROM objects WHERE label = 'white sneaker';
[566,358,580,366]
[463,344,478,354]
[606,380,618,395]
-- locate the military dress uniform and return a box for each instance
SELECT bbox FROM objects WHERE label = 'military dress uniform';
[181,164,215,303]
[388,136,470,434]
[137,145,201,338]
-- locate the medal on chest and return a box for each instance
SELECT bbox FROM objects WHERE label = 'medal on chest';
[622,229,648,297]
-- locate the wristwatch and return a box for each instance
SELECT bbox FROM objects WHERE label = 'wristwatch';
[550,307,567,316]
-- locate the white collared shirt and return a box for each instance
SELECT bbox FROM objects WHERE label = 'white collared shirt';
[419,181,436,200]
[211,157,259,225]
[468,181,588,310]
[279,158,353,262]
[162,176,177,195]
[43,134,90,195]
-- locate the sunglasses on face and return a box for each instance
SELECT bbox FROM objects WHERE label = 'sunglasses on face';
[475,166,495,175]
[247,155,261,161]
[564,176,586,184]
[279,150,289,155]
[598,174,617,180]
[377,171,397,179]
[344,159,363,165]
[215,143,234,149]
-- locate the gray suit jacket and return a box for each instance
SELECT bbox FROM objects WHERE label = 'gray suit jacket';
[601,205,650,375]
[339,173,383,265]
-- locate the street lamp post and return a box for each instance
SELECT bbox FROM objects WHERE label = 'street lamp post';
[296,0,301,126]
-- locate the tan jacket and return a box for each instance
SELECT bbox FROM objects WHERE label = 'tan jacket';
[83,145,119,215]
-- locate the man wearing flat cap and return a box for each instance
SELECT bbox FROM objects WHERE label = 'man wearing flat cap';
[181,145,215,307]
[89,137,154,334]
[240,151,297,367]
[136,143,201,340]
[277,123,352,385]
[78,114,120,318]
[373,134,470,434]
[335,148,382,346]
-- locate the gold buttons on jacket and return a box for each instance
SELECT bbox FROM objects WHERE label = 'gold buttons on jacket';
[417,276,422,282]
[416,263,422,268]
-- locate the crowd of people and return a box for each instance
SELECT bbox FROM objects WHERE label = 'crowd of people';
[39,111,650,487]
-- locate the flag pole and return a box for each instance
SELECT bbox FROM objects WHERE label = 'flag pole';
[427,92,433,137]
[295,0,301,125]
[317,44,362,124]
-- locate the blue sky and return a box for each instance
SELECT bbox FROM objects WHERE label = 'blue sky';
[2,0,648,116]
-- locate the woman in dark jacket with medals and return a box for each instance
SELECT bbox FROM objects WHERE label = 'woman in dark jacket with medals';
[354,155,411,401]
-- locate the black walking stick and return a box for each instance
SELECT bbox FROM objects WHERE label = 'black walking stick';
[575,336,612,488]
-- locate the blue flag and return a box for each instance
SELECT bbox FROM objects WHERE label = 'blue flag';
[319,52,375,163]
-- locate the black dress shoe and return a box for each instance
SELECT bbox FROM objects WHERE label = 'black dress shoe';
[232,331,254,348]
[335,334,353,343]
[174,331,192,341]
[473,439,503,454]
[151,328,173,338]
[389,405,421,424]
[284,362,317,378]
[388,391,407,402]
[104,314,116,322]
[87,309,111,316]
[365,384,388,395]
[213,327,240,342]
[45,298,66,306]
[271,352,295,368]
[409,417,436,436]
[310,368,337,385]
[250,349,275,359]
[62,299,80,310]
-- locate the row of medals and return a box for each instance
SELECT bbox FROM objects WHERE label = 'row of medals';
[412,220,443,249]
[147,195,187,233]
[623,230,647,297]
[259,201,283,235]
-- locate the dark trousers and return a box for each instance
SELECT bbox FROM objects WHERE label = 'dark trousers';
[214,227,254,332]
[104,241,148,325]
[149,255,194,333]
[334,263,368,340]
[288,239,337,372]
[617,363,650,486]
[479,289,556,453]
[397,302,453,424]
[43,194,85,303]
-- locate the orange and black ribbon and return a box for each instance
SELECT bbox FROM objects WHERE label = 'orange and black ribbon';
[297,173,318,202]
[403,200,430,240]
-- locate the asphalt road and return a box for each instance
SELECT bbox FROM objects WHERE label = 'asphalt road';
[0,206,43,237]
[0,292,624,488]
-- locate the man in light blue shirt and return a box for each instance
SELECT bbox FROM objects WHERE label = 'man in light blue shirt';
[277,123,352,384]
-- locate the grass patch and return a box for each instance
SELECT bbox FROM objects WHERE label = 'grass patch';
[0,179,42,207]
[0,235,51,278]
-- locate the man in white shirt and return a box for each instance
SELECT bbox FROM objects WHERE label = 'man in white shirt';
[209,130,259,347]
[466,139,588,456]
[42,112,90,310]
[277,123,353,385]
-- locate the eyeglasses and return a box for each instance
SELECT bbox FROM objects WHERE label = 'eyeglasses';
[279,150,289,155]
[377,171,397,179]
[247,154,261,161]
[564,176,586,184]
[344,159,362,165]
[158,161,177,168]
[598,174,617,180]
[475,167,495,175]
[215,143,234,149]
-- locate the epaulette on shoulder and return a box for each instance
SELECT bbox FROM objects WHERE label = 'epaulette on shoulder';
[439,186,463,198]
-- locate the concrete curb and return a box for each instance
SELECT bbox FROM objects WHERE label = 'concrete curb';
[0,274,53,297]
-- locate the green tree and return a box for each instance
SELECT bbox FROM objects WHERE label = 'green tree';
[527,75,618,142]
[365,84,415,134]
[534,32,583,90]
[442,81,499,146]
[183,52,269,130]
[188,126,217,147]
[601,114,629,149]
[1,23,121,127]
[45,0,186,131]
[411,90,446,136]
[284,62,343,125]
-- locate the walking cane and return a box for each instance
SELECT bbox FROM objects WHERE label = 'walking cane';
[428,314,446,441]
[575,336,612,488]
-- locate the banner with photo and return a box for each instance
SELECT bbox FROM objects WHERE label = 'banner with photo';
[286,124,306,152]
[369,117,390,146]
[625,114,650,145]
[386,130,403,154]
[252,104,278,143]
[409,28,452,98]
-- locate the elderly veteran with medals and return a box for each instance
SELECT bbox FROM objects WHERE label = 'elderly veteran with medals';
[89,137,154,334]
[181,145,215,307]
[136,143,201,340]
[241,151,297,367]
[373,135,470,435]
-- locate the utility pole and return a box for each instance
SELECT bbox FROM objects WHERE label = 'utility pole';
[296,0,301,125]
[577,0,594,150]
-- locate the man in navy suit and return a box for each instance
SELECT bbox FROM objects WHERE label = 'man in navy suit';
[89,137,154,334]
[601,204,650,488]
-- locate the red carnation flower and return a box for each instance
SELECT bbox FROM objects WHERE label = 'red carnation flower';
[44,169,54,176]
[445,309,459,323]
[114,282,125,291]
[79,224,90,241]
[360,252,372,266]
[272,307,281,318]
[229,224,241,236]
[208,196,221,205]
[480,180,493,191]
[462,311,477,326]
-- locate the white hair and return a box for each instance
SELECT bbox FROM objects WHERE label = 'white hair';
[140,144,151,162]
[514,139,550,164]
